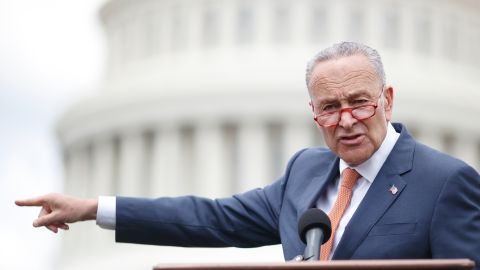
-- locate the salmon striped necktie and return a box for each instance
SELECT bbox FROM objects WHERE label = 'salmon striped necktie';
[320,167,360,260]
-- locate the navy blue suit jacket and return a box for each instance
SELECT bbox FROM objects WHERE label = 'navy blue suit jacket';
[116,123,480,267]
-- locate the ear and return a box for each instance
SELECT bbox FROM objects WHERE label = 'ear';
[383,86,394,121]
[308,101,323,129]
[308,100,314,112]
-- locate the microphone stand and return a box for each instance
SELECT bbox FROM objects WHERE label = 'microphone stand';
[292,229,324,261]
[303,228,324,261]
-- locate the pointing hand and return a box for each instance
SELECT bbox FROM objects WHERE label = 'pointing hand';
[15,193,98,233]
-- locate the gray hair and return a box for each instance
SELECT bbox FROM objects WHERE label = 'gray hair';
[305,41,386,88]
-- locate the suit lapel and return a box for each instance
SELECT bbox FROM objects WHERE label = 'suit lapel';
[332,173,406,259]
[332,123,415,259]
[298,156,340,217]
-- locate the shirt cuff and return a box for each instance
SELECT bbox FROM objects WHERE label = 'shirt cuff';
[96,196,116,230]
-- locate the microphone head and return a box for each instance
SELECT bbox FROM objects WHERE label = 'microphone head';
[298,208,332,244]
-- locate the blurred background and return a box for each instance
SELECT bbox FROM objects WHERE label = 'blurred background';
[2,0,480,269]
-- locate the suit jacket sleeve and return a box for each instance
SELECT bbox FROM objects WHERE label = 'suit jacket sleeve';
[430,163,480,265]
[115,149,307,248]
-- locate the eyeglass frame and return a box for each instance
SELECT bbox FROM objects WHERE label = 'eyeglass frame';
[309,86,386,127]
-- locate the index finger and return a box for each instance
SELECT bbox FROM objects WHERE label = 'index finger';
[15,196,47,207]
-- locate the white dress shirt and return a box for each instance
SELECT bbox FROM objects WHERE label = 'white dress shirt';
[96,196,116,229]
[96,123,400,250]
[315,122,400,258]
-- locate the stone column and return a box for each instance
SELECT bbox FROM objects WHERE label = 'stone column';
[91,136,115,196]
[150,126,182,197]
[430,3,444,59]
[193,122,229,198]
[62,149,73,195]
[68,144,90,197]
[237,121,270,192]
[282,120,314,168]
[117,130,146,196]
[363,0,379,45]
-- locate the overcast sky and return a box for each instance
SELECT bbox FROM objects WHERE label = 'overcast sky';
[0,0,106,269]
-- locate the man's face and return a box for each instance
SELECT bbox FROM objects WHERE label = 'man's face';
[308,54,394,166]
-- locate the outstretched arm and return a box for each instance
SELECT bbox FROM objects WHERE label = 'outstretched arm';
[15,193,98,233]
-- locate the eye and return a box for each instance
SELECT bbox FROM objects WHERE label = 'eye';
[320,103,340,113]
[352,99,369,105]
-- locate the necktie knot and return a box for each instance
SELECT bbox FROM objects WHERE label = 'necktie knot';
[341,168,360,189]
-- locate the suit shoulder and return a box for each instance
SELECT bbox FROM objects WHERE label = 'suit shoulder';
[413,141,478,174]
[284,147,337,175]
[291,147,336,163]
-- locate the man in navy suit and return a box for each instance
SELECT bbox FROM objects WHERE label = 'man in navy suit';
[16,42,480,266]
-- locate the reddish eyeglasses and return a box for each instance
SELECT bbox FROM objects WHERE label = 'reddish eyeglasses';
[311,89,385,127]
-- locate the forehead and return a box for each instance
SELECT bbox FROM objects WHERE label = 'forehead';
[308,54,380,99]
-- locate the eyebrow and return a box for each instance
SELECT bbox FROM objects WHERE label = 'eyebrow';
[317,91,372,105]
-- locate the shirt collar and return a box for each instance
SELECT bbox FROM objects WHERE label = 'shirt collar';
[339,122,400,183]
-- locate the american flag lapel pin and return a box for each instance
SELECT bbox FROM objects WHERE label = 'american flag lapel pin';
[389,184,398,195]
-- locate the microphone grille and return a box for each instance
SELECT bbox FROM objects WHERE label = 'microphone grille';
[297,208,332,244]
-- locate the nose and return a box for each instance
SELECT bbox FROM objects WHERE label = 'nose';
[338,110,358,129]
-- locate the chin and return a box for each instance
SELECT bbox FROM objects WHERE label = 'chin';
[339,150,373,166]
[342,158,363,167]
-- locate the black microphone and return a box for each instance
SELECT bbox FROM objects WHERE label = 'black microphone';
[298,208,332,261]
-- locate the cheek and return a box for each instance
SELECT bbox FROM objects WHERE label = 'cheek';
[321,128,337,149]
[368,119,388,148]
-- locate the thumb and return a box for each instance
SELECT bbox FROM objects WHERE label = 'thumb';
[33,212,59,227]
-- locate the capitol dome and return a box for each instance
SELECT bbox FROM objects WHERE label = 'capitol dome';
[56,0,480,269]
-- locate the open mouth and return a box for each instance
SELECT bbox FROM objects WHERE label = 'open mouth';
[339,134,365,146]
